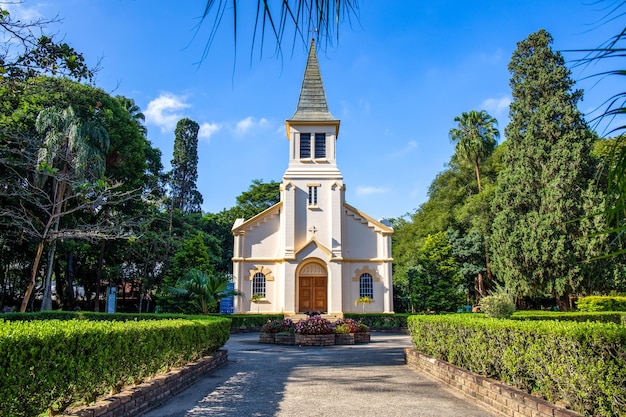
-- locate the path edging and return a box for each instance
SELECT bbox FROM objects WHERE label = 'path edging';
[59,349,228,417]
[404,348,581,417]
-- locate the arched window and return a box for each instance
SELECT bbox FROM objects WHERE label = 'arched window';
[359,273,373,299]
[253,273,266,297]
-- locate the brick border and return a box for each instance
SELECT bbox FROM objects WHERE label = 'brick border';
[404,349,581,417]
[60,350,228,417]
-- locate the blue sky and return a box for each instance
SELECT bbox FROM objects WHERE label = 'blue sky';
[5,1,623,220]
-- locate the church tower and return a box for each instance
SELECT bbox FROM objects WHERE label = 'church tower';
[232,40,394,316]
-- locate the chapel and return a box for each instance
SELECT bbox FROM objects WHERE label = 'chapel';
[231,39,394,316]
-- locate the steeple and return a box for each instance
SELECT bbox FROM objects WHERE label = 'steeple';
[291,39,335,121]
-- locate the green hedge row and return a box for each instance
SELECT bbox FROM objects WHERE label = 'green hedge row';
[511,310,626,325]
[344,313,411,329]
[576,295,626,312]
[213,314,284,329]
[0,316,231,417]
[407,315,626,416]
[0,311,285,330]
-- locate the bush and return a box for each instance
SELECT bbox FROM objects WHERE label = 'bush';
[334,318,368,333]
[512,310,626,325]
[261,318,294,333]
[480,294,516,318]
[0,316,230,417]
[576,295,626,312]
[294,315,335,335]
[408,314,626,416]
[344,313,410,329]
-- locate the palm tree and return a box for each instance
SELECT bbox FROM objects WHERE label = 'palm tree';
[170,269,241,314]
[198,0,359,60]
[448,110,499,193]
[21,106,109,311]
[449,110,499,299]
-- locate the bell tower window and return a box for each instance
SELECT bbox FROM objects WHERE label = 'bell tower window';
[308,186,318,206]
[300,133,311,158]
[315,133,326,158]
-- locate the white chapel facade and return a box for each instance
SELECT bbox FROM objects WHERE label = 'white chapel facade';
[231,40,394,316]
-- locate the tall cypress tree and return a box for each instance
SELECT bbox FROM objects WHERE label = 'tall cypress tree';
[170,118,203,213]
[491,29,597,303]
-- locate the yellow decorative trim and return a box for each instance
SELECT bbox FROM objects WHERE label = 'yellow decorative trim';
[285,119,341,140]
[248,265,274,281]
[352,266,382,282]
[294,237,333,259]
[306,183,321,187]
[231,202,282,233]
[343,202,394,234]
[280,181,295,191]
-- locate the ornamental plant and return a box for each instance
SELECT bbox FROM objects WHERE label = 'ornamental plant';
[294,315,335,335]
[334,318,368,333]
[261,318,295,333]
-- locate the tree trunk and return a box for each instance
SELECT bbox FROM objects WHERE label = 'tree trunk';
[94,240,106,312]
[41,239,58,311]
[20,241,45,312]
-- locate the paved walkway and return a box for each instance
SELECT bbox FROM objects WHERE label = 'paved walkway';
[142,333,496,417]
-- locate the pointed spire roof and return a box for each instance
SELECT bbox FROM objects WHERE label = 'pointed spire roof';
[291,39,335,121]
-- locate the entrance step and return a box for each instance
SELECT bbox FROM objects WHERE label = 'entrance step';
[287,313,342,323]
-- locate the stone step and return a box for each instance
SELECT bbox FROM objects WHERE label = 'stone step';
[287,313,341,323]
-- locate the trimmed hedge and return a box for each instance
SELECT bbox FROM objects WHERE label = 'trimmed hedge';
[408,314,626,416]
[0,316,230,417]
[512,310,626,325]
[576,295,626,312]
[344,313,410,329]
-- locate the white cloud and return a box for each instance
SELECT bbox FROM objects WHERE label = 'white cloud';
[234,116,268,135]
[144,93,190,132]
[356,186,388,196]
[386,140,417,159]
[4,3,43,21]
[198,122,221,143]
[480,96,511,118]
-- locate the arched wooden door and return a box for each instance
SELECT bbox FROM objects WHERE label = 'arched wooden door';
[298,262,327,313]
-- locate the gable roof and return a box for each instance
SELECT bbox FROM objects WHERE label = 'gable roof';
[232,202,282,234]
[344,203,394,235]
[290,39,336,121]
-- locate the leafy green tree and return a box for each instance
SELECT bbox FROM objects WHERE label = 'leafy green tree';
[0,7,92,81]
[170,118,202,213]
[491,29,598,306]
[34,106,109,311]
[449,110,499,297]
[0,77,163,311]
[404,232,464,313]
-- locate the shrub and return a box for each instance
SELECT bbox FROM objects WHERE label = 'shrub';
[334,318,368,333]
[261,318,295,333]
[0,316,230,417]
[344,313,410,329]
[294,315,334,335]
[576,295,626,312]
[408,314,626,416]
[480,294,516,318]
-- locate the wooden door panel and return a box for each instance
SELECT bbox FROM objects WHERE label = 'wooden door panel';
[299,277,313,311]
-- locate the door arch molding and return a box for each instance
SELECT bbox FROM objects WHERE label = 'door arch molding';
[297,259,328,313]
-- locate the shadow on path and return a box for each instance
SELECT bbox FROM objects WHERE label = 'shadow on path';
[142,334,496,417]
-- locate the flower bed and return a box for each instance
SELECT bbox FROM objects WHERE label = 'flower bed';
[258,316,370,346]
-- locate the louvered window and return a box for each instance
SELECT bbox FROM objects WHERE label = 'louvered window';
[308,186,318,206]
[300,133,311,158]
[315,133,326,158]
